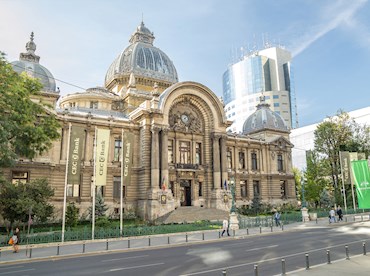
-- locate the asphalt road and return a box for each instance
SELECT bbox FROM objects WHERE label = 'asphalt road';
[1,223,370,276]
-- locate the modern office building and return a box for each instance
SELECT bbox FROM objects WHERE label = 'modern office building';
[5,23,296,221]
[290,106,370,171]
[223,46,298,132]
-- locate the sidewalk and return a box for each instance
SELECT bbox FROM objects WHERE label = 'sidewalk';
[1,214,370,275]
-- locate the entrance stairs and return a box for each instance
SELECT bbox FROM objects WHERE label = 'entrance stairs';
[156,206,229,224]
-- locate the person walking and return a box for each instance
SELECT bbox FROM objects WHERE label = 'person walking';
[221,218,230,236]
[274,211,281,227]
[12,227,20,253]
[329,207,336,223]
[337,205,343,222]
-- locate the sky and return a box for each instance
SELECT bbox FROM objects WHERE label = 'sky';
[1,0,370,127]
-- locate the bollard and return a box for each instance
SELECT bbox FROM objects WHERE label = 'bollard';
[106,240,109,250]
[305,253,309,270]
[57,244,60,255]
[219,231,221,238]
[149,237,151,246]
[363,242,367,255]
[345,217,348,222]
[222,269,227,275]
[254,264,259,276]
[186,233,188,242]
[202,232,205,240]
[83,242,85,253]
[281,258,286,275]
[271,225,273,232]
[345,245,350,260]
[168,236,170,244]
[233,229,235,237]
[327,249,331,264]
[316,218,318,224]
[128,239,130,248]
[282,224,284,231]
[247,228,249,235]
[0,248,1,259]
[29,247,32,258]
[259,226,262,234]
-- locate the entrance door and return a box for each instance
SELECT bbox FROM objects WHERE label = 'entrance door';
[180,180,192,206]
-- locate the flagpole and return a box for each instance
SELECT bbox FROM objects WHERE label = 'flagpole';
[62,123,72,243]
[339,152,348,212]
[92,126,97,240]
[120,129,124,236]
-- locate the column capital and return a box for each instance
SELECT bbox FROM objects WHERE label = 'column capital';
[151,124,161,133]
[211,132,223,140]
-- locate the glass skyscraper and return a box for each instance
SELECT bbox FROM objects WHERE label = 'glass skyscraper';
[223,46,298,132]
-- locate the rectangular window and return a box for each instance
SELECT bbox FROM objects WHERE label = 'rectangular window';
[227,150,232,169]
[195,142,202,165]
[90,101,98,109]
[253,180,260,197]
[169,181,174,196]
[238,152,245,169]
[96,186,105,197]
[199,182,203,197]
[251,152,258,170]
[179,141,191,164]
[280,180,287,198]
[113,139,122,162]
[274,103,280,107]
[113,176,126,199]
[277,154,284,172]
[240,180,247,198]
[11,171,29,184]
[273,95,279,99]
[168,140,174,163]
[67,184,79,197]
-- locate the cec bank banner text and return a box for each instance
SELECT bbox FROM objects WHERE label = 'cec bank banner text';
[95,128,110,186]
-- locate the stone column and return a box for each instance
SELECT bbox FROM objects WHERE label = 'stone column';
[212,133,221,190]
[151,125,160,189]
[161,127,169,189]
[220,135,228,188]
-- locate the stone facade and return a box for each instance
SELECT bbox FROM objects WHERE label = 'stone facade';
[6,23,297,222]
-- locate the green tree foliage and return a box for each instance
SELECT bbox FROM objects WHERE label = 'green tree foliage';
[319,189,333,208]
[87,194,109,220]
[0,178,54,228]
[304,150,330,208]
[292,167,302,201]
[66,202,79,227]
[0,53,60,168]
[314,111,356,190]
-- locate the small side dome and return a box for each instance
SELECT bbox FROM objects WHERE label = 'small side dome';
[243,96,289,134]
[11,32,57,93]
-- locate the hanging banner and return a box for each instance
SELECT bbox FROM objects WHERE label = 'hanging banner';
[351,160,370,209]
[95,128,110,186]
[67,126,85,185]
[122,132,134,186]
[339,151,351,185]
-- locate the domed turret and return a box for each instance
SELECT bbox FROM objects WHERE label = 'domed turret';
[105,21,178,92]
[243,96,289,135]
[11,32,57,93]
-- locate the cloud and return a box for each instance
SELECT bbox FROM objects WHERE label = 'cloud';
[291,0,368,57]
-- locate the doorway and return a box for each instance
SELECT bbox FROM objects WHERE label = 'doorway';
[180,180,192,206]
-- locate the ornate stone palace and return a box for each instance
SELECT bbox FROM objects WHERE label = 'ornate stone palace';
[6,23,296,221]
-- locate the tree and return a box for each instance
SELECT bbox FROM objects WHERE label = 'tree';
[304,150,330,208]
[292,167,302,201]
[314,111,355,191]
[320,189,333,208]
[66,202,79,227]
[87,194,109,220]
[0,178,54,228]
[0,53,60,168]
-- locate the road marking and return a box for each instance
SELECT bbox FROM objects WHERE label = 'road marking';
[180,239,370,275]
[246,244,278,252]
[101,254,149,262]
[223,241,253,247]
[0,266,24,270]
[107,262,164,272]
[0,269,35,275]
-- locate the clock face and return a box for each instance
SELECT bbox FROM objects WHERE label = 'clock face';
[181,114,189,124]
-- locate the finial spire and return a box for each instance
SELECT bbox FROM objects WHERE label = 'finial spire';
[20,32,40,63]
[30,31,34,42]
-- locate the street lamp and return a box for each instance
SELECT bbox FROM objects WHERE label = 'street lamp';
[230,177,236,213]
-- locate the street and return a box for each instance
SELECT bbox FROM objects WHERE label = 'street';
[1,222,370,275]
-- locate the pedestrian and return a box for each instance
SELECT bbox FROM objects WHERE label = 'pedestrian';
[337,205,343,222]
[329,207,336,224]
[274,211,281,226]
[221,218,230,236]
[12,227,20,253]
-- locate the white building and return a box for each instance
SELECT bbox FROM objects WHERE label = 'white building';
[290,106,370,171]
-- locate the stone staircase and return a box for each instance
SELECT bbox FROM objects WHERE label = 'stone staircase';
[156,206,229,224]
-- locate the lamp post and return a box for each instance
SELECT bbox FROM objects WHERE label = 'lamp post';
[230,177,236,213]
